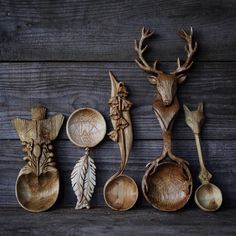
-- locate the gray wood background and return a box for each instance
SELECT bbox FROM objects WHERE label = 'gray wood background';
[0,0,235,209]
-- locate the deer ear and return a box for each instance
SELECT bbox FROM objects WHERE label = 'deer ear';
[178,75,187,84]
[197,102,204,112]
[183,104,191,115]
[147,76,157,85]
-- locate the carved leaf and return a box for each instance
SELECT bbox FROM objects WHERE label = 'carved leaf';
[108,130,118,142]
[71,155,96,209]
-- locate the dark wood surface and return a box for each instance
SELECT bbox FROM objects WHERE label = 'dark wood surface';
[0,0,235,61]
[0,0,236,235]
[0,62,235,140]
[0,208,235,236]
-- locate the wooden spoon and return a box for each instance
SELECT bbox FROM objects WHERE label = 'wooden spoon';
[141,94,193,211]
[103,72,138,211]
[66,107,106,209]
[12,106,64,212]
[184,103,223,211]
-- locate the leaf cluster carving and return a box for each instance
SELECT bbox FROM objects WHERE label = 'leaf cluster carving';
[19,139,56,176]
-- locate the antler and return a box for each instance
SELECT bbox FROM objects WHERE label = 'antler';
[134,27,162,75]
[172,27,197,75]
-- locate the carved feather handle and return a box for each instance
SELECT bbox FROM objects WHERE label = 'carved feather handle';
[71,149,96,209]
[108,71,133,174]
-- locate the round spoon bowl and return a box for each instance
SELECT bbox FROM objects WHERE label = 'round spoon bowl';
[66,108,106,148]
[16,171,59,212]
[104,175,138,211]
[143,162,192,211]
[195,183,222,211]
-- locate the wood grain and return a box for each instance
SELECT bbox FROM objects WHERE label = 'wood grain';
[0,62,235,140]
[0,0,235,61]
[1,139,235,208]
[0,208,235,235]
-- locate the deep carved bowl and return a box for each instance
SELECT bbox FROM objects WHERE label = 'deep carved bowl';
[143,162,192,211]
[195,183,223,211]
[104,175,139,211]
[16,171,59,212]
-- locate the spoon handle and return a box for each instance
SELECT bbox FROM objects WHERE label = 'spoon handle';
[108,72,133,175]
[194,134,212,184]
[184,103,212,184]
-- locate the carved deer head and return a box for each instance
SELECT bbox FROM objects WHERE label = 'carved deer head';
[135,27,197,106]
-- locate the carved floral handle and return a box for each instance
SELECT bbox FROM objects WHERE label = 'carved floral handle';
[12,105,64,176]
[108,71,133,176]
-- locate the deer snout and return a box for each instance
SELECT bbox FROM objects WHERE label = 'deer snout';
[158,90,173,106]
[161,93,173,106]
[163,100,171,106]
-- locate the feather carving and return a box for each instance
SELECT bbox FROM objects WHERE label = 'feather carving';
[71,155,96,209]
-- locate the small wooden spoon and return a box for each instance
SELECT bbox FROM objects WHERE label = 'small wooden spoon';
[12,106,64,212]
[103,72,138,211]
[67,107,106,209]
[184,103,223,211]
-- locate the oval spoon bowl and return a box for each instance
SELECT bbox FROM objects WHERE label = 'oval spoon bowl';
[195,183,223,211]
[143,162,192,211]
[104,175,138,211]
[16,171,59,212]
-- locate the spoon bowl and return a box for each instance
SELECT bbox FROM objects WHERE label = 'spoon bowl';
[66,108,106,148]
[195,183,223,211]
[143,162,192,211]
[16,171,59,212]
[104,175,138,211]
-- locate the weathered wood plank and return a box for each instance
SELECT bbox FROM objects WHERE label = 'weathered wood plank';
[0,140,235,208]
[0,208,235,236]
[0,0,235,61]
[0,62,235,140]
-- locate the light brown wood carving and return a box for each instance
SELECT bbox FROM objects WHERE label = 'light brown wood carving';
[135,27,197,211]
[184,103,223,211]
[12,106,64,212]
[103,72,138,211]
[67,108,106,209]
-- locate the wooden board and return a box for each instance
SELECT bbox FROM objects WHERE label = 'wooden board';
[0,62,235,140]
[0,0,235,61]
[0,208,235,235]
[1,140,235,208]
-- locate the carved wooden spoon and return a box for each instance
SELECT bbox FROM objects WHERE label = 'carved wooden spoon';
[12,106,64,212]
[103,72,138,211]
[66,107,106,209]
[184,103,223,211]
